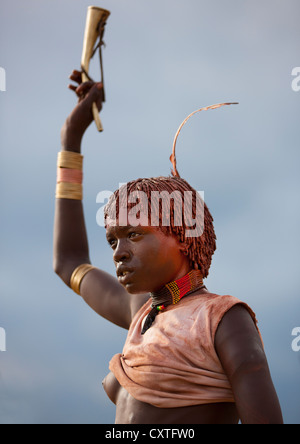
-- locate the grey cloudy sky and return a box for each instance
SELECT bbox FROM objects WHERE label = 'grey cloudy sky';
[0,0,300,423]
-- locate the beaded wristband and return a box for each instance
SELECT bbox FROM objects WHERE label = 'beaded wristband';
[56,182,83,200]
[56,151,84,200]
[57,151,83,170]
[70,264,95,295]
[57,167,83,184]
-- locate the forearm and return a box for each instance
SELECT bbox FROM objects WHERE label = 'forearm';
[53,76,103,286]
[53,131,90,286]
[53,199,90,285]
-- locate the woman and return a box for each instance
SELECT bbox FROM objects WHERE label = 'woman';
[53,70,283,424]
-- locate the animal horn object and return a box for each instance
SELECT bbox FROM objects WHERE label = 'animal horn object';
[81,6,110,132]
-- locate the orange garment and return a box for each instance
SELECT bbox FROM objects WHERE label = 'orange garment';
[109,292,260,408]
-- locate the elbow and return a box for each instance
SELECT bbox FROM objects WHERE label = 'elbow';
[53,258,64,279]
[53,255,91,287]
[53,254,61,276]
[53,256,72,286]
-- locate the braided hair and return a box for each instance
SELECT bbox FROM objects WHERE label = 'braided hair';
[104,176,216,278]
[103,103,238,278]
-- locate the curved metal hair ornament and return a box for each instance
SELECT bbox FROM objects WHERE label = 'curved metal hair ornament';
[170,102,239,177]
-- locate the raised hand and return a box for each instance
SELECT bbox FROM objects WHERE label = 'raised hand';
[61,69,104,151]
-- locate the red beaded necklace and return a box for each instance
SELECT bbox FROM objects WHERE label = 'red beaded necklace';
[141,270,205,335]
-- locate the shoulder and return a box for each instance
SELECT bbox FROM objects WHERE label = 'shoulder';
[182,291,259,340]
[215,302,260,345]
[214,303,265,377]
[205,293,258,331]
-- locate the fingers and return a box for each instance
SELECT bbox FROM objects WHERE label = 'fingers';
[76,80,95,96]
[69,70,82,84]
[68,77,94,100]
[68,70,83,95]
[71,79,103,102]
[68,84,77,93]
[66,68,103,112]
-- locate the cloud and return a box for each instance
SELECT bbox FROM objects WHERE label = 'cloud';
[1,0,300,424]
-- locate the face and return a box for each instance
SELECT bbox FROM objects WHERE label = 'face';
[106,224,190,294]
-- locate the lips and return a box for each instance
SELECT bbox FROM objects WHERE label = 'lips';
[116,266,135,284]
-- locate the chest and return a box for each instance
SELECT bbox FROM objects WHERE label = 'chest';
[123,301,218,369]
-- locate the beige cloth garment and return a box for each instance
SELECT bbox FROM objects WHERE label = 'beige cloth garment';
[109,292,260,408]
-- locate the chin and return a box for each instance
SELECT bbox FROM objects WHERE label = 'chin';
[123,282,151,295]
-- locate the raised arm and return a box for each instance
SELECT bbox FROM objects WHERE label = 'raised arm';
[53,71,135,329]
[53,71,102,283]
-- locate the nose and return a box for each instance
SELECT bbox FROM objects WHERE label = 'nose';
[113,239,131,263]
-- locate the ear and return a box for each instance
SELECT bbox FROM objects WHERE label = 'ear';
[179,242,189,256]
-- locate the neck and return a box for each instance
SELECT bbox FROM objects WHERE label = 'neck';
[141,269,205,335]
[150,270,204,307]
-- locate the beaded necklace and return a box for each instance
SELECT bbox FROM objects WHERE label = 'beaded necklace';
[141,270,205,335]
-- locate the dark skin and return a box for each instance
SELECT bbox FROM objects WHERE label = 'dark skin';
[53,71,284,424]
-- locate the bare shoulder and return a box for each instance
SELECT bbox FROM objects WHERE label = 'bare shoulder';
[215,304,266,377]
[216,304,260,341]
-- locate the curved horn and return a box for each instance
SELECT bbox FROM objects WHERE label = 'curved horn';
[81,6,110,132]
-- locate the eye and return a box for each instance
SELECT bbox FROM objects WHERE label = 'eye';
[107,237,117,249]
[128,232,139,239]
[128,230,142,240]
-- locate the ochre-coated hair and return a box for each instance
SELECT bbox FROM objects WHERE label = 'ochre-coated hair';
[103,103,240,277]
[104,176,216,278]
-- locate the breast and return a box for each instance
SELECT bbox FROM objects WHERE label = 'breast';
[102,371,122,405]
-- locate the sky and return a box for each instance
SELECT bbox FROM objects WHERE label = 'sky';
[0,0,300,424]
